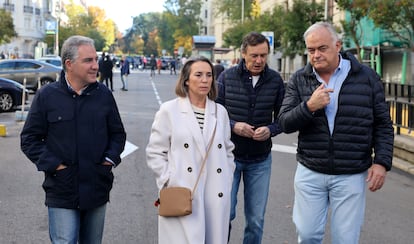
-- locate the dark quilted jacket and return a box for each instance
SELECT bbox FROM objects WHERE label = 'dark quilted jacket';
[217,60,285,163]
[278,52,394,174]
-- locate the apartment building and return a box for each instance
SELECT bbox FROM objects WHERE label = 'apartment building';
[0,0,85,59]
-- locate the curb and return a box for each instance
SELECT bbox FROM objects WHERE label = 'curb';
[392,157,414,176]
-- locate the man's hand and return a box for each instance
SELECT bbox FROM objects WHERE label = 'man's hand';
[307,83,334,113]
[252,126,270,141]
[56,164,67,171]
[102,161,113,166]
[367,164,387,192]
[233,122,255,138]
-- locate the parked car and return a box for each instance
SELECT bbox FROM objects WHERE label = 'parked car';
[0,59,62,91]
[37,55,62,68]
[0,77,29,112]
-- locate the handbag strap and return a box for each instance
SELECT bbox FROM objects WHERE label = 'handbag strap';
[191,104,217,197]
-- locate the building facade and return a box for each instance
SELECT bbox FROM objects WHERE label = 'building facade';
[0,0,85,59]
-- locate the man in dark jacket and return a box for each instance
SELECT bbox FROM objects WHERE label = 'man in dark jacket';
[20,35,126,244]
[213,59,225,80]
[278,22,394,244]
[102,54,114,91]
[216,32,285,244]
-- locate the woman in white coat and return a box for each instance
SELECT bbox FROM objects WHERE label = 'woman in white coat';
[146,56,235,244]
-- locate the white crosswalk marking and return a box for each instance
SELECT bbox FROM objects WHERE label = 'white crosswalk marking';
[121,140,139,159]
[271,144,297,154]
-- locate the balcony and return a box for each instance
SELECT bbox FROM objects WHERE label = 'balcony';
[3,3,15,11]
[23,5,33,14]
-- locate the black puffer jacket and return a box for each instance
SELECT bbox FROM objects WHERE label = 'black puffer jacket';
[217,60,285,163]
[278,52,394,174]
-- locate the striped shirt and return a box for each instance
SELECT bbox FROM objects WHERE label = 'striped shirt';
[191,105,205,131]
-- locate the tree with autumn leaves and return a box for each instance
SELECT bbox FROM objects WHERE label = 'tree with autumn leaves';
[44,1,117,54]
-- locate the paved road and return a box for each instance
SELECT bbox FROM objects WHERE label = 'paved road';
[0,69,413,243]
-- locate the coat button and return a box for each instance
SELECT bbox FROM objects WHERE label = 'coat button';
[187,167,192,172]
[217,144,222,149]
[218,192,223,197]
[57,116,62,120]
[217,168,222,173]
[184,143,189,148]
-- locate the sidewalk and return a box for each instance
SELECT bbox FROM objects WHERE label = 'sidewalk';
[393,134,414,175]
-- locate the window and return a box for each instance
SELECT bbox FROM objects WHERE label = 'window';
[0,62,15,71]
[16,62,40,70]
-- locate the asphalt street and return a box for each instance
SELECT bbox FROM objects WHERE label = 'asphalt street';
[0,68,413,243]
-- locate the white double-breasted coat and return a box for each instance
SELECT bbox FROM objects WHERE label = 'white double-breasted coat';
[146,96,235,244]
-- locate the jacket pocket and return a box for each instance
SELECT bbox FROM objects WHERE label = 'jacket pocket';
[42,165,77,198]
[95,164,114,193]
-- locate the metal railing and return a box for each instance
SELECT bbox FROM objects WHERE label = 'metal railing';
[384,83,414,135]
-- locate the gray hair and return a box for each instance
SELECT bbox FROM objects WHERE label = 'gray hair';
[303,22,340,44]
[61,35,95,71]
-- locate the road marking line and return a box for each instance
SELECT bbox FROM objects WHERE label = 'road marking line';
[121,140,139,159]
[271,144,297,154]
[150,77,162,105]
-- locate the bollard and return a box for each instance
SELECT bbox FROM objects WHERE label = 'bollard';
[16,77,28,121]
[0,124,6,137]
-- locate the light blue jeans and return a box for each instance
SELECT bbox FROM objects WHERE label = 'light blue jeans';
[48,204,107,244]
[293,163,367,244]
[230,153,272,244]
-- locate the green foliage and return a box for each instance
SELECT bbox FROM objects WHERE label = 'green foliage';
[51,1,113,53]
[164,0,202,56]
[158,12,176,55]
[369,0,414,48]
[214,0,253,23]
[0,9,17,45]
[336,0,370,61]
[281,0,324,58]
[221,0,323,58]
[222,6,285,50]
[126,13,163,56]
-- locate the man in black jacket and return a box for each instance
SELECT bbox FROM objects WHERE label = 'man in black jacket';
[21,35,126,244]
[278,22,394,244]
[216,32,285,244]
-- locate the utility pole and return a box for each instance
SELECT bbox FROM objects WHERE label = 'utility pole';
[55,0,61,56]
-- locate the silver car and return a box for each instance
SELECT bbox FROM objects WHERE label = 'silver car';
[37,55,63,68]
[0,59,62,91]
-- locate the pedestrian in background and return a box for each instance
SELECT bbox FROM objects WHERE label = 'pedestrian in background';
[98,51,105,82]
[277,22,394,244]
[216,32,285,244]
[157,57,162,74]
[20,35,126,244]
[120,55,130,91]
[149,54,156,77]
[102,54,114,91]
[146,56,235,244]
[213,59,225,80]
[170,58,177,75]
